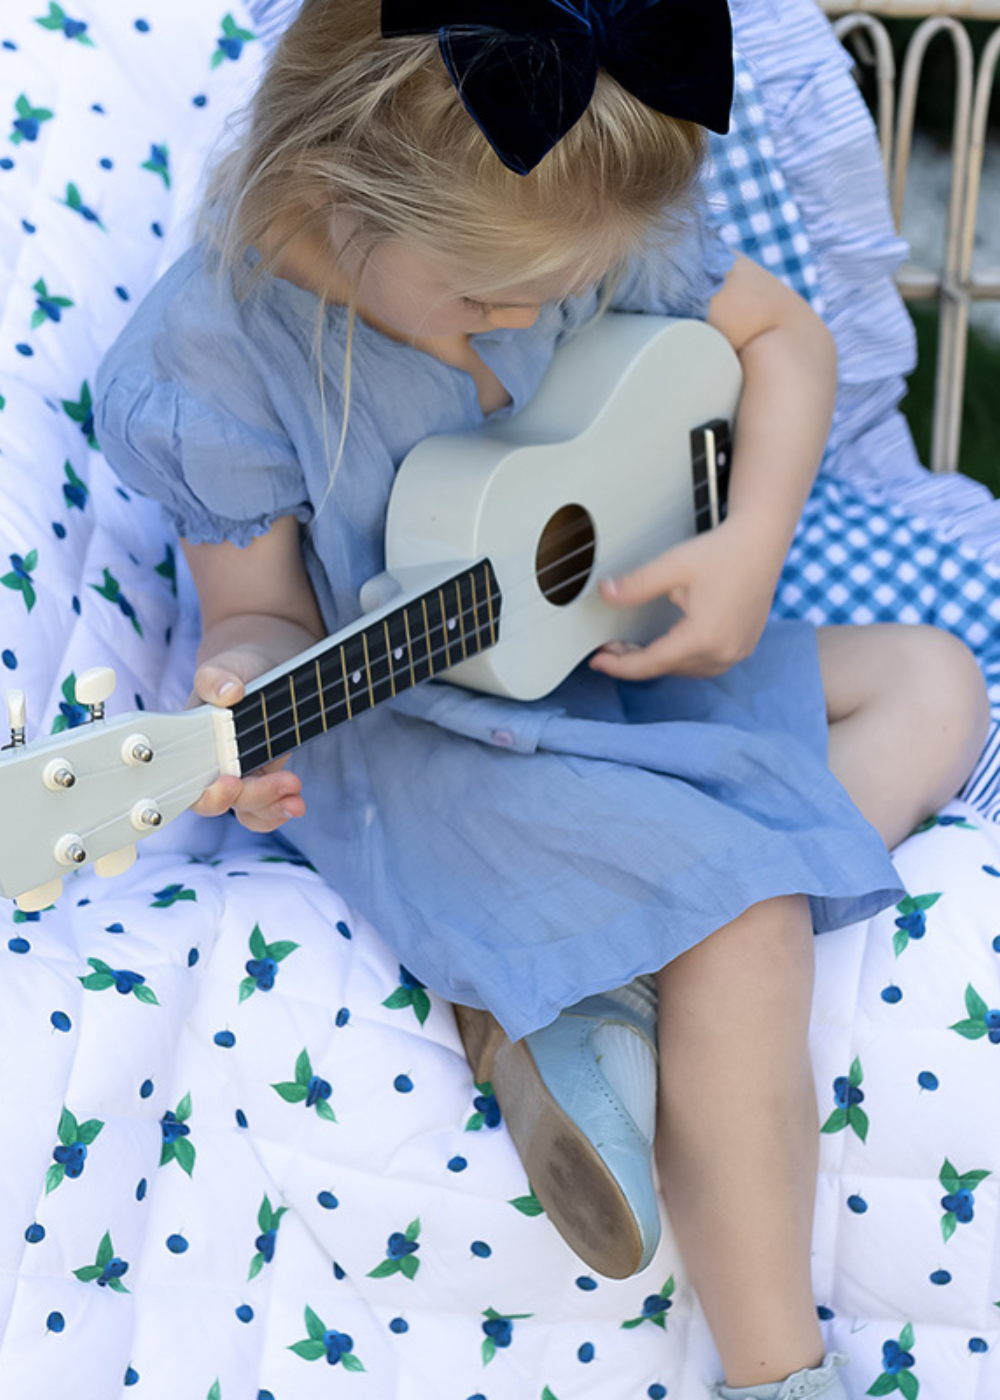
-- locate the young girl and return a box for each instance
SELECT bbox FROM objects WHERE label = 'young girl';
[94,3,989,1396]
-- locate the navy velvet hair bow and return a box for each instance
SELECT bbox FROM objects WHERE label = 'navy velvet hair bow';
[381,0,733,175]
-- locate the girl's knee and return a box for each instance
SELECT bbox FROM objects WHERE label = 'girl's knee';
[899,626,989,755]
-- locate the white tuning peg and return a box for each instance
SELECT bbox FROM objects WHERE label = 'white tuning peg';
[94,845,138,879]
[5,689,26,748]
[15,876,64,914]
[75,666,117,720]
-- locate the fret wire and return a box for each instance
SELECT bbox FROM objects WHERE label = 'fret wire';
[361,631,375,710]
[289,673,302,748]
[454,577,468,661]
[340,643,352,719]
[403,607,416,688]
[484,563,497,645]
[261,690,272,761]
[469,570,479,652]
[315,659,328,732]
[383,619,396,697]
[421,598,435,676]
[437,588,452,668]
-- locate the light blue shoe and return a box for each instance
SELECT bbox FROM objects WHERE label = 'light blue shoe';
[713,1353,850,1400]
[454,980,661,1278]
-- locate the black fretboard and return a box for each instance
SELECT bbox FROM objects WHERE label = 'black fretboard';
[230,559,501,773]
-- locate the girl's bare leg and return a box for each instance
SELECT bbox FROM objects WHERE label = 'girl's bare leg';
[656,895,824,1388]
[655,624,988,1389]
[818,624,989,848]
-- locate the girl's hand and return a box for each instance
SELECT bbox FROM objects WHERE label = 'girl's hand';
[588,518,780,680]
[187,644,307,833]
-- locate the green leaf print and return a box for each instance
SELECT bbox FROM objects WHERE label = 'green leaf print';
[2,550,38,612]
[950,983,997,1040]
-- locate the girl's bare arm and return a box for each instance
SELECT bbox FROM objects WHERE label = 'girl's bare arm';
[591,254,837,679]
[181,514,327,831]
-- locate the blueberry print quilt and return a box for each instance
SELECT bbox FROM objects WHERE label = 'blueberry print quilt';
[2,2,1000,1398]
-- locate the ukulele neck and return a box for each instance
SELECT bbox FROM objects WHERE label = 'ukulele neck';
[229,560,501,773]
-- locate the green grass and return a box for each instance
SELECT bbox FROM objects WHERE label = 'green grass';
[900,305,1000,496]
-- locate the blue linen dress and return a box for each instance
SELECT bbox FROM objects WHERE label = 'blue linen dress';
[95,208,904,1041]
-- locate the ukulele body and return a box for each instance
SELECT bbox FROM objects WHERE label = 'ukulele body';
[382,314,743,700]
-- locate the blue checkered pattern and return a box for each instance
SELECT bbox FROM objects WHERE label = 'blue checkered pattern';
[704,55,823,313]
[775,477,1000,819]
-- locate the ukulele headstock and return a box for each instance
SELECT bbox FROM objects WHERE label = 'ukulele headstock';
[0,666,240,911]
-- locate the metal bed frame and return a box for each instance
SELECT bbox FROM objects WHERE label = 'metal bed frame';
[821,1,1000,472]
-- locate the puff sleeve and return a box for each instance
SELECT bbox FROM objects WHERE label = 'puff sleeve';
[610,195,736,320]
[95,246,312,547]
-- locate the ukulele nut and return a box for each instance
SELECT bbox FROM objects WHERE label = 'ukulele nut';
[122,733,154,765]
[43,758,76,790]
[131,801,163,831]
[54,834,87,867]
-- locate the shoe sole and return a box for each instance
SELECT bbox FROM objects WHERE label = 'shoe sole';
[455,1004,648,1279]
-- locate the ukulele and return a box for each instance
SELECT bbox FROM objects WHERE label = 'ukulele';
[0,314,741,910]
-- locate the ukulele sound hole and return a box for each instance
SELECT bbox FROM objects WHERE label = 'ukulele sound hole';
[535,504,596,607]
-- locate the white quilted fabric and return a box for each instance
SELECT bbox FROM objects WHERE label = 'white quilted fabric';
[1,3,999,1397]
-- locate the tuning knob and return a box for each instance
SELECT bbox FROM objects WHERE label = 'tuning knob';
[76,666,116,721]
[14,876,63,913]
[4,689,26,749]
[94,845,138,879]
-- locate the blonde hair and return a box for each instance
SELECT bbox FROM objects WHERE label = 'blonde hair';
[205,0,708,295]
[202,1,709,522]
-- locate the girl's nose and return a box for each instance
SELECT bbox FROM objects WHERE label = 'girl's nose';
[487,304,540,330]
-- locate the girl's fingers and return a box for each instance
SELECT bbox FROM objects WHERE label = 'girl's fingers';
[191,768,305,830]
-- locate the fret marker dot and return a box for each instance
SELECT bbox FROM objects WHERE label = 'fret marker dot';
[393,648,404,661]
[447,617,456,630]
[351,671,361,685]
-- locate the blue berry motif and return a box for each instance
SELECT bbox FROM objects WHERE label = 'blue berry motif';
[160,1095,195,1175]
[60,380,99,446]
[240,923,299,1001]
[466,1080,501,1131]
[79,957,159,1003]
[50,674,89,733]
[2,549,37,612]
[212,14,256,67]
[950,983,1000,1043]
[938,1158,990,1242]
[249,1194,287,1280]
[59,185,105,230]
[62,460,88,510]
[9,94,54,144]
[382,964,431,1025]
[73,1231,130,1292]
[622,1276,675,1330]
[31,277,74,328]
[140,143,170,188]
[35,4,94,44]
[882,1339,915,1374]
[272,1048,337,1121]
[867,1323,919,1397]
[821,1057,869,1142]
[91,568,142,635]
[150,882,197,907]
[480,1306,532,1364]
[47,1106,104,1193]
[289,1305,366,1371]
[892,892,941,956]
[368,1219,421,1280]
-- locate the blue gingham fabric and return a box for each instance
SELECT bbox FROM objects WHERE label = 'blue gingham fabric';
[703,54,823,314]
[775,477,1000,820]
